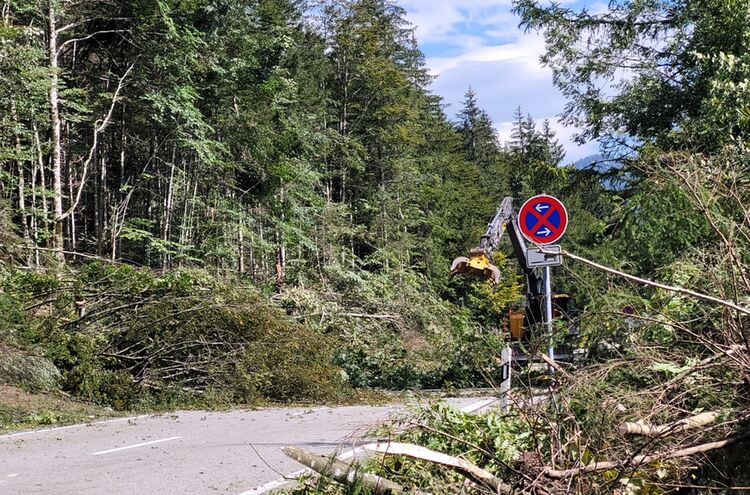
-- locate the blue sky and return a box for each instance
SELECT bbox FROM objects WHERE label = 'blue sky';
[398,0,601,163]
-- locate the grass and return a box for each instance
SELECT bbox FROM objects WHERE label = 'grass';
[0,385,118,433]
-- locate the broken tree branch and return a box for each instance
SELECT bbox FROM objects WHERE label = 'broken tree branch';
[364,441,513,494]
[58,63,135,222]
[617,412,721,438]
[540,352,572,379]
[543,248,750,317]
[282,446,405,494]
[544,433,750,479]
[58,29,129,53]
[340,313,399,320]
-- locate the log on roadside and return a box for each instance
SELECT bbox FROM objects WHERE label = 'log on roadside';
[282,446,405,494]
[617,412,720,438]
[364,441,513,494]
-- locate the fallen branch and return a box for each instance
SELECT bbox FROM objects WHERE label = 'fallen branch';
[364,441,512,494]
[541,248,750,317]
[282,446,405,494]
[340,313,399,320]
[14,245,121,263]
[618,412,721,438]
[544,433,750,479]
[540,353,572,379]
[661,346,742,389]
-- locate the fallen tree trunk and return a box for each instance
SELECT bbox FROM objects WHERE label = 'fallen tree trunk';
[617,412,720,438]
[540,353,572,379]
[282,446,405,494]
[552,249,750,316]
[364,441,513,494]
[544,433,750,479]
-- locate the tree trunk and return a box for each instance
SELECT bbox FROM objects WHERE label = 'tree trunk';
[68,167,76,250]
[275,242,285,293]
[96,139,108,254]
[11,102,30,246]
[162,148,176,268]
[282,447,405,495]
[48,1,64,262]
[30,143,40,266]
[32,120,49,264]
[238,217,245,275]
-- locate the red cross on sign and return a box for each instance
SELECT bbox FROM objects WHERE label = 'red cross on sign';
[518,195,568,245]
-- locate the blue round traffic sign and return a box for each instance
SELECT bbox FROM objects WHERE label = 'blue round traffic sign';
[518,195,568,245]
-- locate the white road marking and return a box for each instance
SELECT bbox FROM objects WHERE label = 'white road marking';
[0,414,155,439]
[239,397,498,495]
[460,397,498,413]
[237,444,373,495]
[6,473,18,478]
[237,468,308,495]
[90,436,182,456]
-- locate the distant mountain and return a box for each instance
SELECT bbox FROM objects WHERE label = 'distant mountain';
[571,153,628,190]
[573,154,605,170]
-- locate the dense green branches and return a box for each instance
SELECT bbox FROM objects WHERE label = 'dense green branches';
[1,0,550,399]
[514,0,750,152]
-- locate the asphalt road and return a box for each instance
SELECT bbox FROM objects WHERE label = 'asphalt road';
[0,397,495,494]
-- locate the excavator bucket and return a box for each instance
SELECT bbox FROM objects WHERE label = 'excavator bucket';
[450,249,501,285]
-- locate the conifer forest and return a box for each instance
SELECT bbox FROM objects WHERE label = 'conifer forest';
[1,0,749,493]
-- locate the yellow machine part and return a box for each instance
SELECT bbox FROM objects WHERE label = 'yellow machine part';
[450,250,501,284]
[508,309,525,340]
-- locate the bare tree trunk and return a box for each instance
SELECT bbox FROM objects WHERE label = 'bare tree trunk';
[179,177,190,247]
[259,221,266,275]
[162,148,176,268]
[275,187,286,293]
[32,120,49,265]
[96,140,108,254]
[30,144,40,266]
[380,162,388,270]
[238,217,245,276]
[48,1,64,262]
[116,109,126,259]
[283,447,406,495]
[17,159,29,242]
[186,181,197,249]
[11,102,30,246]
[2,0,10,25]
[68,167,76,250]
[110,190,132,261]
[275,243,285,293]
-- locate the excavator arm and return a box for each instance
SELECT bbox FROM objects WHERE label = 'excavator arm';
[450,197,513,284]
[451,197,545,327]
[451,197,529,284]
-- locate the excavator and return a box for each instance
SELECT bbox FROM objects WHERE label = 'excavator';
[451,197,578,350]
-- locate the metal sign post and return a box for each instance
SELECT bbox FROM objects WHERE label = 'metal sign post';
[544,266,555,373]
[499,346,512,412]
[518,195,567,376]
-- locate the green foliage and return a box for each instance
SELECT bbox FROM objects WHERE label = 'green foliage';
[399,403,534,467]
[513,0,750,151]
[293,403,535,494]
[281,265,520,390]
[1,263,350,410]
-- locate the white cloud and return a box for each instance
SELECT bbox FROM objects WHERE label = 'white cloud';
[433,53,598,162]
[399,0,601,162]
[400,0,578,42]
[426,34,546,75]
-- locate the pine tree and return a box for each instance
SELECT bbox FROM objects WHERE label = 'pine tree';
[456,87,500,172]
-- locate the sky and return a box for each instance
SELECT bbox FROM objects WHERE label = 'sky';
[398,0,601,164]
